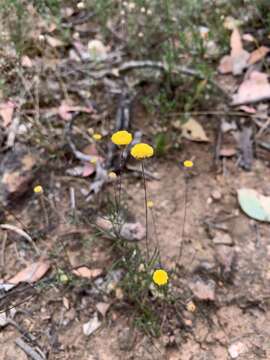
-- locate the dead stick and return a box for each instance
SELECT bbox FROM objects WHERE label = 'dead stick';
[15,338,45,360]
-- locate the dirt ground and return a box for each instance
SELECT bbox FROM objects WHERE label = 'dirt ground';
[1,132,270,359]
[1,2,270,359]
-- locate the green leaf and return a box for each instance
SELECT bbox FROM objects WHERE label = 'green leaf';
[237,188,270,222]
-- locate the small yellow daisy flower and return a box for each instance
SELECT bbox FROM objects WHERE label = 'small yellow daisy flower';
[34,185,43,194]
[90,157,97,164]
[93,133,102,141]
[152,269,168,286]
[147,200,154,208]
[130,143,154,160]
[108,171,117,179]
[183,160,193,168]
[111,130,133,146]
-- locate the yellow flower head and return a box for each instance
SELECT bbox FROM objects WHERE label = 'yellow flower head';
[93,133,102,141]
[108,171,117,179]
[147,200,154,208]
[111,130,132,146]
[90,157,97,164]
[183,160,193,168]
[152,269,168,286]
[34,185,43,194]
[130,143,154,160]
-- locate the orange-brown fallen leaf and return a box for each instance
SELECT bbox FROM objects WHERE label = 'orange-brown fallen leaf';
[248,46,270,65]
[46,35,64,48]
[232,71,270,105]
[21,55,33,68]
[219,147,237,157]
[8,261,50,284]
[0,101,15,127]
[72,267,103,279]
[218,28,249,75]
[239,105,256,114]
[58,101,93,120]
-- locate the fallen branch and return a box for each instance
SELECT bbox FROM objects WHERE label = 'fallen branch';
[0,224,40,255]
[15,338,45,360]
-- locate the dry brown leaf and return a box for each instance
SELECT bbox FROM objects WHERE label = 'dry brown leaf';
[82,144,98,156]
[21,55,33,68]
[96,302,110,317]
[0,101,15,127]
[181,118,209,142]
[218,28,249,75]
[82,163,96,177]
[232,71,270,105]
[96,217,113,232]
[46,35,64,48]
[248,46,270,65]
[58,101,93,120]
[8,261,50,284]
[242,33,256,42]
[63,297,70,310]
[219,147,237,157]
[239,105,256,113]
[72,267,103,279]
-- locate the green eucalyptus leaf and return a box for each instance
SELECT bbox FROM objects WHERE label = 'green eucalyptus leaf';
[237,188,270,222]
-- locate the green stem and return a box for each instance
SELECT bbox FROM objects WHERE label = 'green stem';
[141,161,150,261]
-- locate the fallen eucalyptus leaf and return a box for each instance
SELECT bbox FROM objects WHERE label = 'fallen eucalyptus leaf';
[72,267,103,279]
[218,27,249,75]
[8,261,50,284]
[181,118,209,142]
[248,46,270,65]
[237,188,270,222]
[232,71,270,105]
[83,312,101,336]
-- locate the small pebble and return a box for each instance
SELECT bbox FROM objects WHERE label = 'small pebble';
[211,190,222,200]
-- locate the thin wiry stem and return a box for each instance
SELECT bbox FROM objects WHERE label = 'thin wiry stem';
[150,208,162,267]
[176,175,189,265]
[141,161,150,261]
[114,149,124,237]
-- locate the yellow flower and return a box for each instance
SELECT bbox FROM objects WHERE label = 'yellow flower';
[34,185,43,194]
[152,269,168,286]
[93,133,102,141]
[111,130,132,146]
[90,157,97,164]
[108,171,117,179]
[147,200,154,208]
[130,143,154,159]
[183,160,193,168]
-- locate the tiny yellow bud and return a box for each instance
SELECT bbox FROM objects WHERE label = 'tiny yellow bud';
[93,133,102,141]
[183,160,193,168]
[59,273,69,284]
[34,185,43,194]
[90,157,97,164]
[108,171,117,179]
[147,200,154,208]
